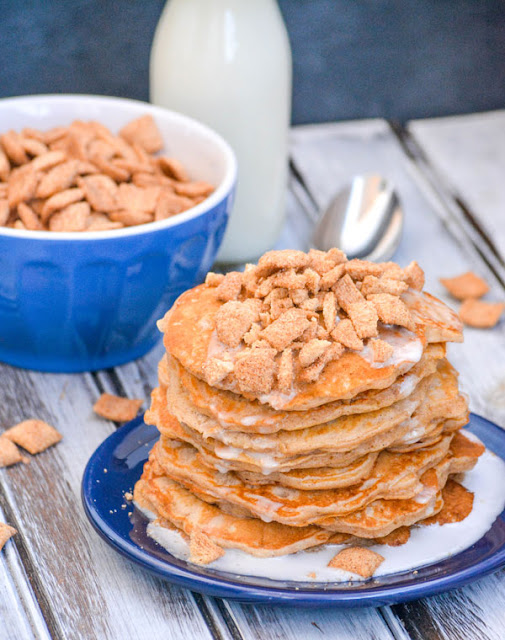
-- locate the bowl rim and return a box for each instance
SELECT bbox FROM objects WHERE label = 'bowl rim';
[0,94,237,242]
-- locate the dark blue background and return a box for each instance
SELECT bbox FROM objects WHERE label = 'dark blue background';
[1,0,505,124]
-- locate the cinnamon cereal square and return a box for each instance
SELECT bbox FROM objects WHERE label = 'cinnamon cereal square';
[0,436,22,467]
[93,394,143,422]
[328,546,384,578]
[459,299,504,328]
[3,419,62,454]
[0,523,17,551]
[440,272,489,300]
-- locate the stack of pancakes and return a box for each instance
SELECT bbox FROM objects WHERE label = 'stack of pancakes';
[134,249,484,563]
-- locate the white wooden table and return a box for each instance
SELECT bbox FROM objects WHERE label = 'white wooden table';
[2,112,505,640]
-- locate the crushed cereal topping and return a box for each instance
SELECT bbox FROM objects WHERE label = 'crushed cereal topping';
[202,249,426,394]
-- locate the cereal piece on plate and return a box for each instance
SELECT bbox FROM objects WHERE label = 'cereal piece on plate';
[30,150,66,172]
[36,160,79,199]
[440,272,489,300]
[361,275,409,297]
[303,268,321,294]
[202,357,234,386]
[41,187,85,221]
[256,250,310,278]
[347,301,379,339]
[215,271,243,302]
[173,181,214,199]
[299,339,331,368]
[368,293,415,331]
[328,546,384,578]
[459,299,505,328]
[49,202,90,232]
[243,322,262,345]
[307,248,343,275]
[0,199,10,226]
[322,291,337,331]
[215,300,259,347]
[119,115,163,154]
[17,202,43,231]
[270,294,293,320]
[78,174,118,212]
[158,156,189,182]
[4,419,62,454]
[8,165,40,207]
[205,272,225,287]
[234,345,277,394]
[261,308,311,351]
[320,263,346,290]
[404,261,425,290]
[333,274,364,312]
[277,347,294,392]
[189,530,224,565]
[93,393,143,422]
[154,190,194,220]
[345,259,383,280]
[0,436,22,467]
[331,318,364,351]
[299,342,344,383]
[0,523,17,551]
[370,338,394,363]
[290,288,309,306]
[0,130,28,165]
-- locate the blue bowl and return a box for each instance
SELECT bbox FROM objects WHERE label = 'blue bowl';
[0,95,236,372]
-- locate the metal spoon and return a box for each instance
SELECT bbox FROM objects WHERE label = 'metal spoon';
[311,174,404,262]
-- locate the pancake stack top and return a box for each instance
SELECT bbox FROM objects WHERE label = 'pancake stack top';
[134,249,484,570]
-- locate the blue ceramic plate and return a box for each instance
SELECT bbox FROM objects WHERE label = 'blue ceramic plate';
[82,413,505,607]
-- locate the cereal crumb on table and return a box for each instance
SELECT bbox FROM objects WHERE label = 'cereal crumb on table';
[459,299,505,328]
[0,522,17,551]
[93,394,143,422]
[3,419,62,455]
[440,272,489,300]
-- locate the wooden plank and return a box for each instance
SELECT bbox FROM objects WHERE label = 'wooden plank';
[0,505,49,640]
[222,601,396,640]
[408,110,505,267]
[0,364,222,640]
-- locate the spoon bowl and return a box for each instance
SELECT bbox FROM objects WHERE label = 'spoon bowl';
[311,174,403,262]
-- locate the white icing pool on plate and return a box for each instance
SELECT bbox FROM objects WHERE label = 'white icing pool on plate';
[142,432,505,583]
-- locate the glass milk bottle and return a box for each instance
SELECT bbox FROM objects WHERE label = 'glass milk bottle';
[150,0,292,263]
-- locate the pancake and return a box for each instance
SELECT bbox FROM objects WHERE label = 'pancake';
[161,280,462,411]
[153,435,454,525]
[163,343,445,433]
[133,249,484,573]
[162,361,465,457]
